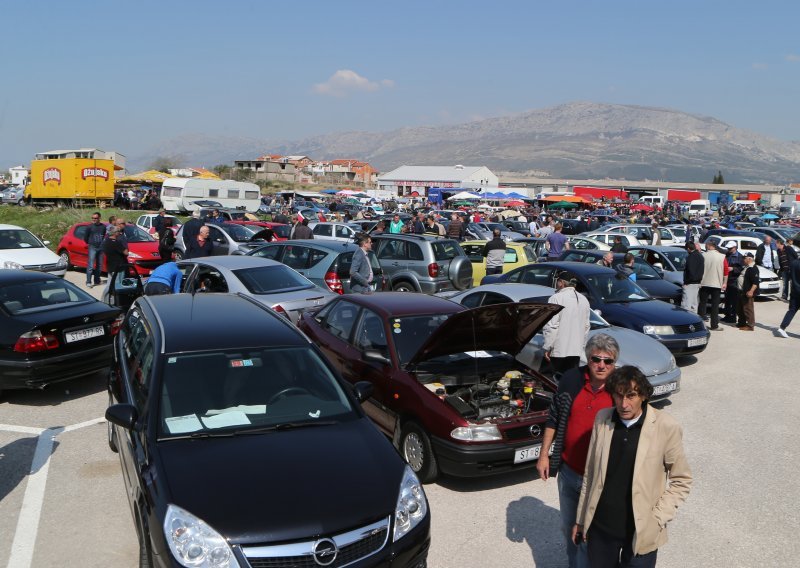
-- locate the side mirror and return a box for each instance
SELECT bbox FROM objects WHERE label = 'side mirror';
[106,403,139,430]
[363,349,391,365]
[43,240,51,246]
[593,308,603,317]
[353,381,374,403]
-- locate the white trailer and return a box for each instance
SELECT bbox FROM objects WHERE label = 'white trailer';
[160,178,261,213]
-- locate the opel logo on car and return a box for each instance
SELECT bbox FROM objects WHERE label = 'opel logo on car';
[312,538,338,566]
[689,324,695,332]
[529,424,541,438]
[83,316,90,323]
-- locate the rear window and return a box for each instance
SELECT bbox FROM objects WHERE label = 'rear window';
[233,265,314,294]
[432,240,462,261]
[0,278,94,314]
[523,245,538,262]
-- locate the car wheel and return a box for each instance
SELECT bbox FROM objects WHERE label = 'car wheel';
[393,281,416,292]
[400,422,438,483]
[58,250,72,270]
[136,509,153,568]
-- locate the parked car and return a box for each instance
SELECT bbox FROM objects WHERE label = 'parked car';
[107,293,430,568]
[197,207,249,221]
[310,221,360,242]
[748,226,798,244]
[628,245,689,286]
[583,231,643,248]
[508,237,550,260]
[174,222,271,258]
[701,234,781,297]
[556,249,683,303]
[567,235,611,251]
[482,261,710,356]
[0,270,121,396]
[501,220,534,236]
[246,240,385,294]
[298,293,562,482]
[445,283,681,400]
[0,186,25,206]
[466,222,525,242]
[666,224,703,243]
[460,240,538,287]
[57,222,162,276]
[1,224,67,277]
[603,224,679,246]
[228,220,291,241]
[135,213,181,235]
[372,234,472,293]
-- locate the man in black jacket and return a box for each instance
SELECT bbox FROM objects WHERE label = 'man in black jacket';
[722,244,744,323]
[681,242,704,313]
[776,240,798,301]
[755,235,775,271]
[83,212,106,288]
[777,257,800,338]
[737,253,760,331]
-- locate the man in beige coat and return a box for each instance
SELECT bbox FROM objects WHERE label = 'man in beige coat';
[573,366,692,567]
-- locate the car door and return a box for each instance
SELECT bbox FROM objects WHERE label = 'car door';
[335,224,355,242]
[248,244,283,262]
[314,300,362,375]
[349,308,396,433]
[69,225,91,267]
[313,224,333,240]
[281,244,312,275]
[509,264,557,287]
[460,243,487,284]
[207,225,229,255]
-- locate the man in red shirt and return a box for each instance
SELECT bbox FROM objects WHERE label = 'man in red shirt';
[536,333,619,568]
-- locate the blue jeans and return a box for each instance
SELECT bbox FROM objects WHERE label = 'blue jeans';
[86,246,104,285]
[557,463,589,568]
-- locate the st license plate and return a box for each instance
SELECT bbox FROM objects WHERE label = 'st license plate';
[652,382,677,395]
[514,444,542,464]
[65,325,104,343]
[687,336,707,347]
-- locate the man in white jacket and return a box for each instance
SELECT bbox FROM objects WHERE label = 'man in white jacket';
[543,271,591,373]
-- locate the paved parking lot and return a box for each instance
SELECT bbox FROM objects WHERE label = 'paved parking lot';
[1,269,799,567]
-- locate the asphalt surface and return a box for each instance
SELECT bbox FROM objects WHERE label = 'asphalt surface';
[1,269,799,567]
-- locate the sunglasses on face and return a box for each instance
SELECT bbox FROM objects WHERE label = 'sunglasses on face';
[589,356,616,365]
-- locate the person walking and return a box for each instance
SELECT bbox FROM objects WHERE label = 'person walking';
[615,253,637,282]
[186,226,213,259]
[152,209,168,235]
[545,223,569,261]
[573,366,692,568]
[681,242,704,313]
[447,213,465,240]
[482,229,506,275]
[83,212,106,288]
[698,241,727,331]
[349,234,374,294]
[776,240,798,301]
[722,244,744,323]
[144,261,183,295]
[542,271,591,373]
[736,253,759,331]
[777,256,800,338]
[536,334,619,568]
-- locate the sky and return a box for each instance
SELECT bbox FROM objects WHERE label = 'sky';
[1,0,799,169]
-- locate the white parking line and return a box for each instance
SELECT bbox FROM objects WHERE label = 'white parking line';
[4,418,105,568]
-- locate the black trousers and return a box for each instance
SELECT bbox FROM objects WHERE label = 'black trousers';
[144,282,172,296]
[723,286,739,320]
[550,356,580,374]
[588,525,658,568]
[698,286,721,329]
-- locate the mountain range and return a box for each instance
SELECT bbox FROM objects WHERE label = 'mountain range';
[134,102,800,185]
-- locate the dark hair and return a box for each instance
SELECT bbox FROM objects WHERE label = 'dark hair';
[355,233,371,246]
[606,365,654,400]
[623,252,634,264]
[301,218,309,226]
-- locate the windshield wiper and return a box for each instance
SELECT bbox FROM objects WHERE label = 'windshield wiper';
[162,420,338,441]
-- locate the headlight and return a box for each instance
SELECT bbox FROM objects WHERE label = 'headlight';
[642,325,674,335]
[163,504,240,568]
[668,354,677,371]
[450,423,502,441]
[2,260,23,270]
[393,466,428,542]
[127,251,142,259]
[56,256,67,267]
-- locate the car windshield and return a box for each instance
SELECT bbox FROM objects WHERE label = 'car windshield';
[391,314,453,366]
[586,274,651,303]
[0,278,94,314]
[630,259,661,280]
[222,224,258,242]
[122,225,155,243]
[662,249,688,270]
[0,229,46,249]
[233,265,315,294]
[157,347,355,439]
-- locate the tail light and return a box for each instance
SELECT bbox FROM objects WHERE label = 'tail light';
[14,330,60,353]
[271,304,290,318]
[110,314,124,336]
[324,271,344,294]
[428,263,440,278]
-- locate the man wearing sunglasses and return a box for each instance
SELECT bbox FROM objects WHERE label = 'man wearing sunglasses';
[536,333,619,568]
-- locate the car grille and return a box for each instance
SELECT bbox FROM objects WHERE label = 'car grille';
[243,517,389,568]
[672,322,705,334]
[23,263,61,272]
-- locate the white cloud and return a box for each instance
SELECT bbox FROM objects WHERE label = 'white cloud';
[786,54,800,62]
[312,70,395,97]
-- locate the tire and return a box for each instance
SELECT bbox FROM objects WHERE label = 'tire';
[136,510,154,568]
[58,250,72,270]
[393,281,416,292]
[107,394,118,453]
[449,256,473,290]
[400,422,438,483]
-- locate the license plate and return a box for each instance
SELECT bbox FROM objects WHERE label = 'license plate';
[687,336,707,347]
[514,444,542,464]
[65,325,105,343]
[765,283,779,288]
[652,381,677,395]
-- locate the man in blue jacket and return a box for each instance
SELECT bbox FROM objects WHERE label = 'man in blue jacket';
[144,262,183,295]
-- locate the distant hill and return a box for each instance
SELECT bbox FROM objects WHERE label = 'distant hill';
[132,102,800,184]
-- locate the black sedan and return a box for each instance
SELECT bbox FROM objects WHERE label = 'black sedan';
[0,270,121,395]
[482,261,709,356]
[106,293,430,568]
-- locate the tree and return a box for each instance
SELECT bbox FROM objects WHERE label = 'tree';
[149,156,182,173]
[712,170,725,184]
[212,164,231,179]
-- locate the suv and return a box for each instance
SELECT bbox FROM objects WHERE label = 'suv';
[372,234,472,293]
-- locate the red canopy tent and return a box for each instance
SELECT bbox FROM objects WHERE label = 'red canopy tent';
[630,203,654,211]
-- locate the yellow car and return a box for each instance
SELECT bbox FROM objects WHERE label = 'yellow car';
[460,240,540,287]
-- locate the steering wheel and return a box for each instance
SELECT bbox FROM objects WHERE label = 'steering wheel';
[267,387,311,405]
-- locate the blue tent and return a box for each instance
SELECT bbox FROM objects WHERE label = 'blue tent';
[506,191,528,199]
[320,189,338,194]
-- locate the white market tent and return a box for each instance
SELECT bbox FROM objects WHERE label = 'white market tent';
[447,191,482,200]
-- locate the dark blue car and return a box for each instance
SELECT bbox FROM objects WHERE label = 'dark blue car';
[481,261,709,356]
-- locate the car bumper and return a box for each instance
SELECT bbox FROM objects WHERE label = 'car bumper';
[759,282,781,297]
[418,280,455,295]
[653,332,710,356]
[430,435,545,478]
[647,366,681,400]
[0,344,113,390]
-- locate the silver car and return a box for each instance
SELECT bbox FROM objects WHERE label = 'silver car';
[176,256,337,323]
[1,186,25,206]
[445,283,681,399]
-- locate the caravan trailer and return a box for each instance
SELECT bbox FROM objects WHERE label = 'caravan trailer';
[161,178,261,213]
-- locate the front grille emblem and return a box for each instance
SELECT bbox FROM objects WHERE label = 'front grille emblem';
[312,538,338,566]
[529,424,541,438]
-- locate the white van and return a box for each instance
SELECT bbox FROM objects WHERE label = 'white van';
[160,178,261,213]
[688,199,711,216]
[638,195,665,207]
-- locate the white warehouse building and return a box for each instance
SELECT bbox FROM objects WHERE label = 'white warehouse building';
[378,165,498,197]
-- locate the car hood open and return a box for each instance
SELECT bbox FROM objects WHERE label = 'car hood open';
[407,303,562,366]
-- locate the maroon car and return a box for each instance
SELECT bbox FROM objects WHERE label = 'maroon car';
[298,293,561,482]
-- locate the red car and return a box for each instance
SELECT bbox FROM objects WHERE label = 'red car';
[57,222,163,276]
[298,293,561,482]
[228,220,290,241]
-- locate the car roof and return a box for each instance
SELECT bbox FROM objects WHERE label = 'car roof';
[630,245,686,252]
[335,291,465,318]
[261,240,360,252]
[0,224,30,230]
[143,293,307,354]
[0,270,59,284]
[532,261,616,275]
[465,283,556,299]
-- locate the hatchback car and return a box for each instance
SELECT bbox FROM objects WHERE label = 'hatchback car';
[176,255,337,323]
[460,240,538,287]
[247,240,385,294]
[310,221,360,242]
[0,224,67,276]
[0,270,121,395]
[57,222,162,275]
[629,245,689,286]
[107,293,430,568]
[135,213,181,235]
[482,261,709,356]
[298,293,562,482]
[582,231,643,248]
[174,222,270,258]
[1,186,25,206]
